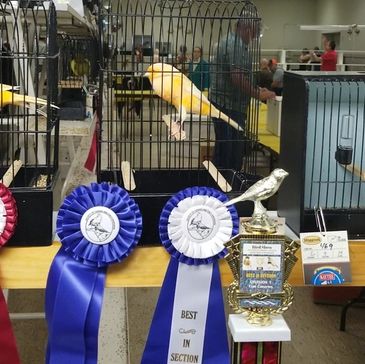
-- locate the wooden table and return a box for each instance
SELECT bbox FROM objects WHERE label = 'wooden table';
[1,241,364,289]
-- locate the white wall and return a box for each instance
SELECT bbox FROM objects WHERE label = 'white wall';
[256,0,365,51]
[316,0,365,50]
[254,0,318,49]
[107,0,365,56]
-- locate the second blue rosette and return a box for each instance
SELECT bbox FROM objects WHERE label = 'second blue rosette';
[142,187,238,364]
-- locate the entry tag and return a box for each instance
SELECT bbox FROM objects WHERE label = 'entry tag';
[300,231,351,285]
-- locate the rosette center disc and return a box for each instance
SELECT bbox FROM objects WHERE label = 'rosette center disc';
[183,205,218,244]
[80,206,120,245]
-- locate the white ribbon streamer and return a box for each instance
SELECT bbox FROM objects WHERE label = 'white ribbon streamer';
[168,263,213,364]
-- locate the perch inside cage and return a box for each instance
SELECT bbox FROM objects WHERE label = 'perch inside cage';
[0,0,59,245]
[97,0,262,244]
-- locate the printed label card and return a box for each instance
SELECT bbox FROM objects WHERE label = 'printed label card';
[239,237,285,308]
[300,231,351,285]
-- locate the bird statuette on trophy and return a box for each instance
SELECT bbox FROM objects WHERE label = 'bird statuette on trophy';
[225,169,289,234]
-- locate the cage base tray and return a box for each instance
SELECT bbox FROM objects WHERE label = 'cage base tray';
[0,167,56,247]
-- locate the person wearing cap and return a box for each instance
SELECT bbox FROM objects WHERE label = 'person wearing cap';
[269,58,284,96]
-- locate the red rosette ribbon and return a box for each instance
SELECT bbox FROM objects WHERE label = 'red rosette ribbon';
[0,183,17,246]
[0,183,20,363]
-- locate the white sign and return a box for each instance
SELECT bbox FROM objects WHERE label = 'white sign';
[300,230,351,285]
[300,231,350,264]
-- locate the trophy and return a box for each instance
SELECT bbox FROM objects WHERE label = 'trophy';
[224,169,301,364]
[225,169,288,234]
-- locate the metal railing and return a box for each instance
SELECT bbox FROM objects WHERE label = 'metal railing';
[261,49,365,72]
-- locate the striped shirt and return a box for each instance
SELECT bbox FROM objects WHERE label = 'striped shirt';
[210,32,252,114]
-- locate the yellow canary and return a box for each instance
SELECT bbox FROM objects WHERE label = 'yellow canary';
[70,57,91,77]
[144,63,243,132]
[0,84,59,113]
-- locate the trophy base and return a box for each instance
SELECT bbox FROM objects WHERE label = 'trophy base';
[228,314,291,364]
[243,214,277,234]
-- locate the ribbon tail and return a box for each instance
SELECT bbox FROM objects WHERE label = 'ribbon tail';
[141,259,179,364]
[84,267,107,364]
[46,254,103,364]
[45,248,69,363]
[202,261,230,364]
[0,289,20,364]
[84,127,97,172]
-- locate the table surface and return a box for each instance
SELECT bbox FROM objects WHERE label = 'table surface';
[1,241,364,289]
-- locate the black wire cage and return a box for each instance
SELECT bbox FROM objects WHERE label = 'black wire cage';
[97,0,262,244]
[0,1,59,246]
[278,72,365,238]
[57,33,98,120]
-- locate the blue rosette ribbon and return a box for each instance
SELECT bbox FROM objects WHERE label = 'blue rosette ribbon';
[142,187,238,364]
[45,183,142,364]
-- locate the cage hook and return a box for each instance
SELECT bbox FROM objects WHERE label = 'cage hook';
[314,206,327,235]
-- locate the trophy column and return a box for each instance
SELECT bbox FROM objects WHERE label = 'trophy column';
[228,314,290,364]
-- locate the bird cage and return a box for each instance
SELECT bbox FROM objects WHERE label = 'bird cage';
[97,0,261,244]
[278,72,365,238]
[0,0,59,246]
[57,33,98,120]
[58,34,99,87]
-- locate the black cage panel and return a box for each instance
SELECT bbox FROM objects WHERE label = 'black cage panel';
[278,72,365,238]
[97,0,262,244]
[0,1,59,245]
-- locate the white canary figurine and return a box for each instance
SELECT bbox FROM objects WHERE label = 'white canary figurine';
[225,168,289,233]
[225,168,289,215]
[144,63,244,140]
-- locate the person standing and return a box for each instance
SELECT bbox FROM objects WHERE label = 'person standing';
[257,58,273,90]
[311,39,337,71]
[299,48,311,71]
[188,46,210,91]
[210,19,275,170]
[311,46,322,71]
[175,45,190,75]
[269,58,284,96]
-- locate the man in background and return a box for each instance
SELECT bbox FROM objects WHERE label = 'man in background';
[210,19,275,170]
[269,58,284,96]
[257,58,273,90]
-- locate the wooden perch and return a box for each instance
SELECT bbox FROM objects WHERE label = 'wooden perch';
[1,160,23,188]
[203,160,232,193]
[121,161,136,191]
[341,163,365,181]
